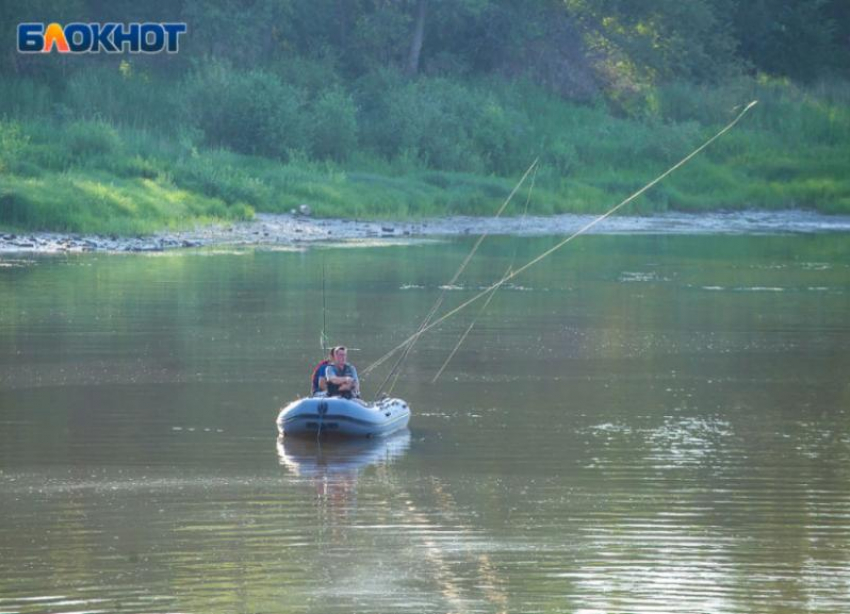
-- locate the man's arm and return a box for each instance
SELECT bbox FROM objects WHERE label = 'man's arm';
[326,365,354,388]
[325,364,342,384]
[350,366,360,395]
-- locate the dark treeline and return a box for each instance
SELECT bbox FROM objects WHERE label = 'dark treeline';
[5,0,849,89]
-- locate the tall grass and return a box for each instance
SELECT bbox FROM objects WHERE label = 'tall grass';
[0,64,848,234]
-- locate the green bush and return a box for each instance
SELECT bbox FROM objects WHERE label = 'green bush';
[358,73,525,173]
[173,152,272,206]
[356,70,424,159]
[308,89,358,161]
[188,61,308,159]
[275,55,344,99]
[63,65,185,130]
[0,121,30,174]
[0,78,53,119]
[470,96,533,175]
[63,120,122,160]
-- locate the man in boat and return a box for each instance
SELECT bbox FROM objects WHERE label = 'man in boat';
[325,346,360,399]
[310,347,336,396]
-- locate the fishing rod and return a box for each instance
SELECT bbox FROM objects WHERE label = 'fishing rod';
[430,161,539,384]
[369,158,540,400]
[430,264,511,384]
[366,100,759,378]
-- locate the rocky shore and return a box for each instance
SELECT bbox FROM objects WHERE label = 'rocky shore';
[2,210,850,254]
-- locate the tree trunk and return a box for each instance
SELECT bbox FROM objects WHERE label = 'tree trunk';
[406,0,427,77]
[335,0,348,49]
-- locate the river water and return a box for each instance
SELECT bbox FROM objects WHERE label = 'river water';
[1,233,849,613]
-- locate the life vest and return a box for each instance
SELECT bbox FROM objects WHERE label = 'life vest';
[326,362,355,398]
[310,360,329,394]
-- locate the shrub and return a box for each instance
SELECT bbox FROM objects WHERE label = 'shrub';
[187,61,308,159]
[172,152,272,206]
[63,65,185,130]
[0,121,30,174]
[308,89,358,161]
[275,55,344,98]
[63,120,121,160]
[0,78,52,119]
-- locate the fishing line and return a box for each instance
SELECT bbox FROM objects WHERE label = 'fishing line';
[369,158,539,397]
[366,100,758,376]
[430,163,539,384]
[374,158,538,396]
[430,264,510,384]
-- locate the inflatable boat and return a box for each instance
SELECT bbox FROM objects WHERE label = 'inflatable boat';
[277,396,410,438]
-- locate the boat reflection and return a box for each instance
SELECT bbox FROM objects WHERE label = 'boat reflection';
[276,431,412,526]
[276,430,412,479]
[275,430,509,612]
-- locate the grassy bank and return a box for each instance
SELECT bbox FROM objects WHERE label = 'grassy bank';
[1,68,848,235]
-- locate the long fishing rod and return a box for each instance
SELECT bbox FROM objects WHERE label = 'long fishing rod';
[365,100,759,376]
[371,158,538,397]
[430,264,511,384]
[430,162,539,384]
[369,158,539,399]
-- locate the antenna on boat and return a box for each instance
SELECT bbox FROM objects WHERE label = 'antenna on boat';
[320,256,329,352]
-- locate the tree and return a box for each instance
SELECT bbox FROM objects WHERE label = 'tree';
[566,0,740,84]
[731,0,849,81]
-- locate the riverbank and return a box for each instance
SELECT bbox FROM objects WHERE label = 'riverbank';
[2,76,849,237]
[3,210,850,254]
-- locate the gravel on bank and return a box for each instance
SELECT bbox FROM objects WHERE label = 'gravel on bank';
[3,210,850,254]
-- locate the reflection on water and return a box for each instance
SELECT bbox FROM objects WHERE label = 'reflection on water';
[277,432,411,527]
[277,431,412,479]
[275,431,512,613]
[1,234,849,613]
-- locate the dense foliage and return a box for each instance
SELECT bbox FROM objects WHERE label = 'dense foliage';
[5,0,846,87]
[0,0,848,232]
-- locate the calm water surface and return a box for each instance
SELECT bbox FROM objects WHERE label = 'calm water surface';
[1,234,849,613]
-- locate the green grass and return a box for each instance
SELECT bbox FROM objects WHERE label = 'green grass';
[0,71,848,235]
[0,119,252,234]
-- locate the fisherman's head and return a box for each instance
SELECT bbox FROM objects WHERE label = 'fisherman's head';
[333,346,347,367]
